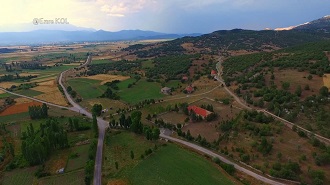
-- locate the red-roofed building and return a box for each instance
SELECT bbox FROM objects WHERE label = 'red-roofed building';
[185,85,194,94]
[211,70,217,76]
[187,105,212,118]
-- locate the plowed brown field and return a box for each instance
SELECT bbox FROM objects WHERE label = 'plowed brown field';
[0,101,42,116]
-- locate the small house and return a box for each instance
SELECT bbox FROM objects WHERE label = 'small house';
[185,85,194,94]
[182,76,189,81]
[187,105,212,119]
[57,168,65,174]
[211,70,217,76]
[161,87,171,95]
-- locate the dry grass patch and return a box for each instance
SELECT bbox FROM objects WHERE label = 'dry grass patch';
[323,74,330,88]
[0,82,19,88]
[107,179,129,185]
[15,97,33,104]
[0,89,5,94]
[82,74,130,85]
[31,80,68,106]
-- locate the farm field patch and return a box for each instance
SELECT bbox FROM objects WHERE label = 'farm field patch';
[82,74,130,85]
[0,101,42,116]
[118,79,164,104]
[67,78,107,100]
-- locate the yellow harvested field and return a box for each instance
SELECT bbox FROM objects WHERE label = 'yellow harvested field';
[323,74,330,88]
[82,74,130,85]
[63,63,81,66]
[14,97,33,104]
[0,82,19,88]
[31,76,57,83]
[32,80,68,106]
[0,90,5,94]
[34,92,68,106]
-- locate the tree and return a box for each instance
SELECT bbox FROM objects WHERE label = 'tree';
[282,82,290,90]
[130,150,134,159]
[92,104,102,116]
[146,114,152,121]
[41,103,48,117]
[152,128,160,140]
[92,114,98,137]
[307,74,313,80]
[68,118,74,132]
[319,86,329,97]
[130,111,143,133]
[295,85,302,97]
[115,162,119,170]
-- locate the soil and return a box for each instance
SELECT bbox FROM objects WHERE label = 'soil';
[0,101,42,116]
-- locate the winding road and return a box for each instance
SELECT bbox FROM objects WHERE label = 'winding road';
[1,56,108,185]
[2,54,329,185]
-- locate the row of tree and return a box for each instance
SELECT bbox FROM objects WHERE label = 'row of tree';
[28,104,48,120]
[21,119,69,165]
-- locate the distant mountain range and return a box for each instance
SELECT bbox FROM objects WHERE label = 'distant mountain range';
[1,15,329,46]
[0,29,201,45]
[275,15,330,31]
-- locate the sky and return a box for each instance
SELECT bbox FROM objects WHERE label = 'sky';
[0,0,329,33]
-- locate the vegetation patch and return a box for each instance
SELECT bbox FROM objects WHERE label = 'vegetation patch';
[67,78,107,100]
[117,79,164,104]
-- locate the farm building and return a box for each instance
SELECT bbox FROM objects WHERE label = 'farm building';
[161,87,172,94]
[182,76,189,81]
[211,70,217,76]
[187,105,212,119]
[185,85,194,94]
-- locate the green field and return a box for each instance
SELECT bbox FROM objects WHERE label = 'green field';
[117,79,164,104]
[92,59,112,65]
[0,93,12,98]
[142,60,154,69]
[103,131,233,185]
[16,89,44,97]
[128,144,234,185]
[66,144,90,171]
[2,167,37,185]
[165,80,181,89]
[0,112,30,123]
[67,78,107,100]
[37,170,85,185]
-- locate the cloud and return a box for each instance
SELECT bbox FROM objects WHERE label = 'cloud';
[97,0,155,17]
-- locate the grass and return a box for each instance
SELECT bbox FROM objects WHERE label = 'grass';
[142,60,154,69]
[128,144,234,185]
[2,167,37,185]
[103,131,234,185]
[66,144,90,172]
[37,169,85,185]
[67,78,107,100]
[165,80,181,89]
[118,79,164,104]
[0,112,30,123]
[92,59,112,65]
[0,93,11,98]
[16,89,44,97]
[117,78,136,89]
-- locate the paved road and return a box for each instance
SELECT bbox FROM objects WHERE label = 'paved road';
[58,56,108,185]
[160,131,286,185]
[215,58,330,145]
[1,56,108,185]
